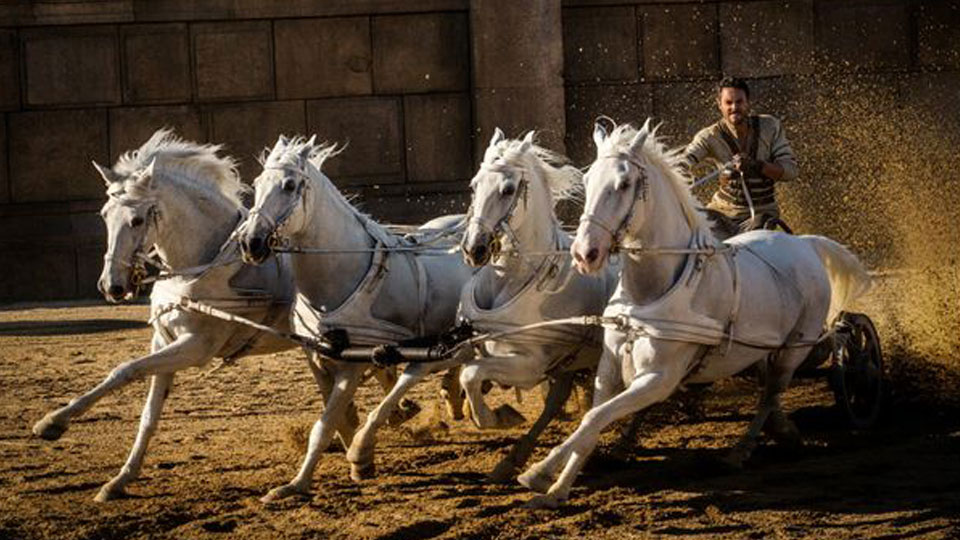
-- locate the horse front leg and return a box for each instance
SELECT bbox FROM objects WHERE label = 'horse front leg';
[346,355,464,481]
[371,366,421,426]
[262,362,364,503]
[95,372,174,502]
[519,340,687,507]
[460,360,527,430]
[33,331,217,441]
[487,371,574,484]
[304,352,359,451]
[440,366,464,421]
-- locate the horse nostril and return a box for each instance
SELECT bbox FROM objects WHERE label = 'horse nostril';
[108,285,125,299]
[471,244,488,262]
[247,236,264,256]
[585,248,599,263]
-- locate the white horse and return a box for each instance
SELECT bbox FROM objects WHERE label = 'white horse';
[458,128,619,481]
[517,120,872,507]
[238,136,474,502]
[31,130,397,502]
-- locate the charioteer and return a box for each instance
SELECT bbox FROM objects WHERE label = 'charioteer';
[682,76,799,235]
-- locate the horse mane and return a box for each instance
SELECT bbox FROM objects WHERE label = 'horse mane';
[112,128,246,205]
[601,122,712,236]
[485,134,583,204]
[261,135,373,222]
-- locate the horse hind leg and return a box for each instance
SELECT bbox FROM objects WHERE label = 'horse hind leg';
[95,372,174,502]
[723,348,807,468]
[372,366,421,426]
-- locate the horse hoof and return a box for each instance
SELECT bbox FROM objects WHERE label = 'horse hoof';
[524,494,564,509]
[487,460,518,484]
[517,469,553,494]
[388,399,422,426]
[260,483,308,503]
[94,483,126,503]
[350,462,376,482]
[494,405,526,429]
[33,415,68,441]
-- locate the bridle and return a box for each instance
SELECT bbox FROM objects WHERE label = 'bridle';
[578,152,648,253]
[102,193,162,291]
[245,166,311,252]
[465,162,528,259]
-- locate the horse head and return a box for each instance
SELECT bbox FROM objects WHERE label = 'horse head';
[94,158,159,302]
[572,119,654,274]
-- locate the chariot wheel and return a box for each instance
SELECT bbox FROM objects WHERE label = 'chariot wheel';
[828,312,884,429]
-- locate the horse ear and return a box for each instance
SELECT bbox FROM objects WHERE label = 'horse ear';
[593,122,607,149]
[518,130,535,153]
[92,160,116,186]
[628,127,649,154]
[279,135,290,146]
[298,136,316,163]
[489,127,505,147]
[138,158,157,188]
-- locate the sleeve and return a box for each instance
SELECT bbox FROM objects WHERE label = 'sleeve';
[681,128,713,169]
[768,118,798,182]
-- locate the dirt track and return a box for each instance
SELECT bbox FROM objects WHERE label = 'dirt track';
[1,302,959,540]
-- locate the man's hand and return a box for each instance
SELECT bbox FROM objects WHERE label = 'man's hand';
[733,154,765,179]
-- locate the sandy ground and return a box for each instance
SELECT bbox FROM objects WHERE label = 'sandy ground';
[1,301,959,540]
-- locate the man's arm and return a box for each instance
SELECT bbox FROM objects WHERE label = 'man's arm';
[762,118,798,182]
[681,129,713,170]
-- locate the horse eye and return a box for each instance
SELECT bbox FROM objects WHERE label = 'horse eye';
[501,183,516,197]
[130,216,145,228]
[282,179,297,192]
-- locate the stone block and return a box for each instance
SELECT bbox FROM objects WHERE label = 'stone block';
[306,97,404,185]
[652,80,718,146]
[131,0,468,22]
[0,118,6,204]
[356,190,471,225]
[9,109,109,203]
[917,1,960,69]
[77,245,106,298]
[562,6,639,84]
[564,83,652,164]
[472,0,564,89]
[0,30,19,110]
[816,2,911,71]
[403,94,472,183]
[0,2,133,26]
[121,23,191,103]
[21,26,120,107]
[720,1,814,77]
[640,4,718,80]
[372,12,469,93]
[475,86,567,161]
[275,17,372,99]
[192,21,274,101]
[208,101,307,182]
[109,105,205,162]
[0,247,77,301]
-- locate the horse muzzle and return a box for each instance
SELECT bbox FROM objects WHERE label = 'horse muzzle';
[98,276,129,303]
[240,234,271,265]
[571,232,609,275]
[461,230,498,268]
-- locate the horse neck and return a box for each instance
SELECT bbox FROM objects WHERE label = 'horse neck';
[621,168,694,304]
[289,170,375,309]
[152,174,240,270]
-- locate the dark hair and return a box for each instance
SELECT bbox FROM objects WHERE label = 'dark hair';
[717,76,750,99]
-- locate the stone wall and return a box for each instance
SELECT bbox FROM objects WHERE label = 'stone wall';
[0,0,565,301]
[1,0,957,301]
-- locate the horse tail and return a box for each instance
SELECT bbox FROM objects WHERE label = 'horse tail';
[803,235,872,325]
